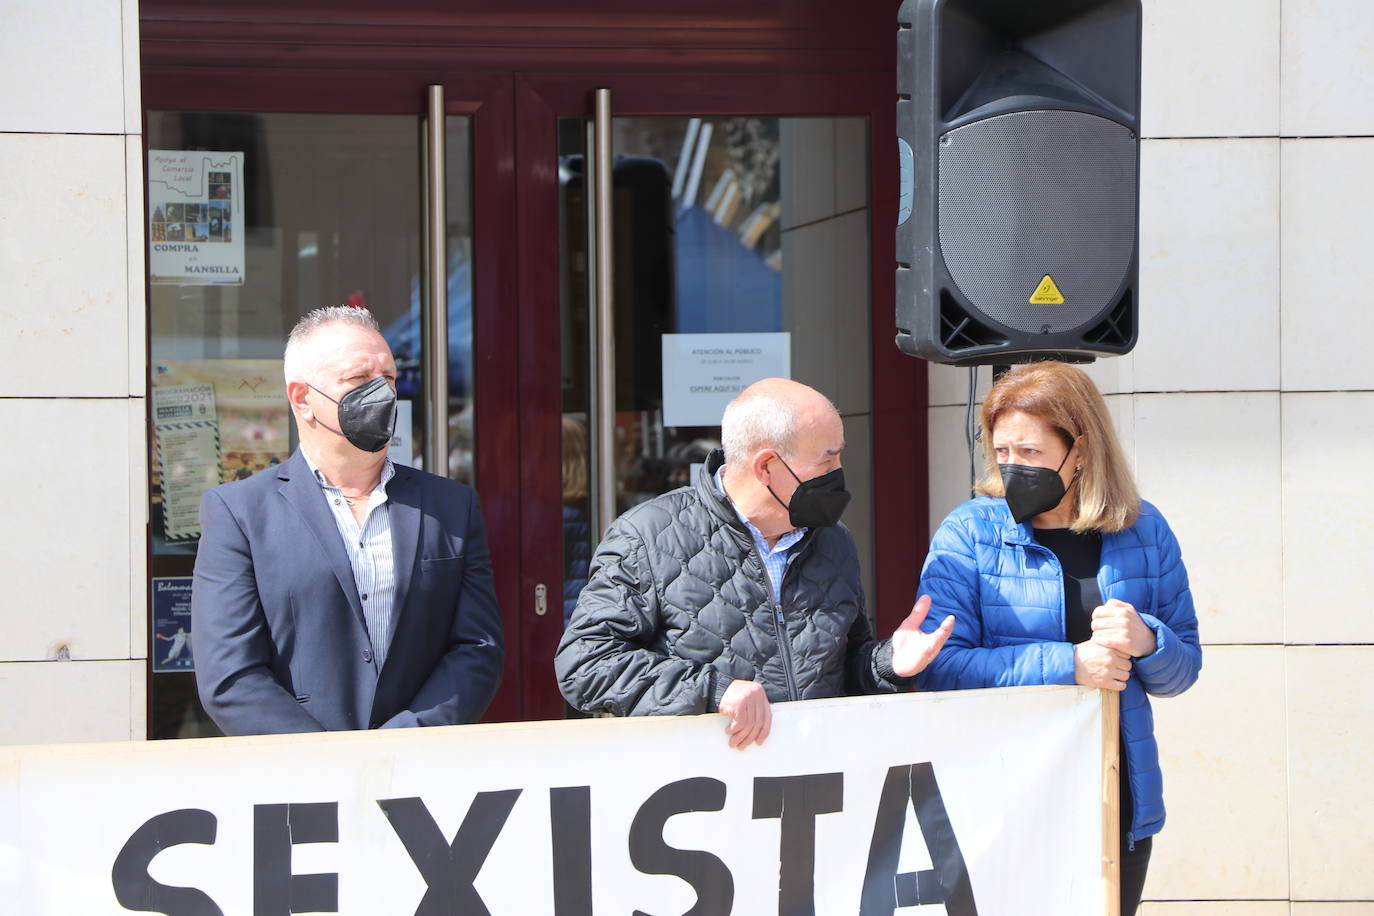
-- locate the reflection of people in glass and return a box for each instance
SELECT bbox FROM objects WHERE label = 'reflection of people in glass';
[664,438,717,490]
[155,626,190,666]
[914,361,1202,915]
[561,416,591,627]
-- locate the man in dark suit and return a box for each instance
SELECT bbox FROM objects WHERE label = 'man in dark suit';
[191,306,503,735]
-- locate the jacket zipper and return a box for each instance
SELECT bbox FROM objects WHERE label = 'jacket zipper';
[747,544,801,702]
[772,597,800,702]
[1021,532,1137,841]
[1018,538,1070,642]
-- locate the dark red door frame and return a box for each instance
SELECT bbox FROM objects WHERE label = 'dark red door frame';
[513,72,926,722]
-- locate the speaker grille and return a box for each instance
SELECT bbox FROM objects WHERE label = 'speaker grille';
[938,110,1136,335]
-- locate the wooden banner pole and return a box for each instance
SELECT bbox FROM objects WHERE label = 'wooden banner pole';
[1102,688,1122,916]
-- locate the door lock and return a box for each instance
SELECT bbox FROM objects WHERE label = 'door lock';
[534,583,548,616]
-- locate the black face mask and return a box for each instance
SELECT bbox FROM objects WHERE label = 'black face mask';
[308,376,397,453]
[999,448,1073,525]
[767,455,851,529]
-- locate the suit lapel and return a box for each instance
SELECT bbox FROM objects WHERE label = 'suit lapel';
[385,466,422,646]
[277,450,368,632]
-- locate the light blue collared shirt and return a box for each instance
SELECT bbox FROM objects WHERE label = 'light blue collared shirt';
[302,449,398,671]
[714,465,807,605]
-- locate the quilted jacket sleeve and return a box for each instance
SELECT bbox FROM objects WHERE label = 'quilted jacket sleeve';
[554,517,728,716]
[843,604,914,695]
[914,508,1078,691]
[1127,508,1202,697]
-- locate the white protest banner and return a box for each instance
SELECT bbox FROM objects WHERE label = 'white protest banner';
[0,687,1113,915]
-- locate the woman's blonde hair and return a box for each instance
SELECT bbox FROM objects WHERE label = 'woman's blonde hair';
[975,361,1139,533]
[561,416,589,504]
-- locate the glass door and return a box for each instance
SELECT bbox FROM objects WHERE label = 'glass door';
[514,74,922,720]
[140,67,921,729]
[142,92,493,737]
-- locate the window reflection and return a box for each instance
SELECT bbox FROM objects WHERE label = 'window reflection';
[558,115,872,634]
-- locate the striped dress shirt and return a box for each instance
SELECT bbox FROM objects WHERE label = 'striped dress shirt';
[303,450,398,671]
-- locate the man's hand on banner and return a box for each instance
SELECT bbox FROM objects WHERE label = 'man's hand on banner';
[890,594,956,678]
[719,679,771,750]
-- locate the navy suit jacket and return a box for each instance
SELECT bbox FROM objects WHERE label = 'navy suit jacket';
[191,450,504,735]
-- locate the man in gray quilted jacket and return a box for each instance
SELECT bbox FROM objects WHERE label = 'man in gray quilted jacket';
[555,378,953,748]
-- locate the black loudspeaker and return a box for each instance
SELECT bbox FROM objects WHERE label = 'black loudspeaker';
[895,0,1141,366]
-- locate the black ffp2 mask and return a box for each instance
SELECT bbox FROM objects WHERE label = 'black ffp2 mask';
[768,456,851,529]
[999,449,1073,525]
[309,376,397,453]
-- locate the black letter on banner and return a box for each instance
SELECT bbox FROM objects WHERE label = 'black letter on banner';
[377,791,522,916]
[111,808,223,915]
[859,763,976,915]
[627,777,733,916]
[751,773,844,916]
[252,802,339,915]
[550,786,593,916]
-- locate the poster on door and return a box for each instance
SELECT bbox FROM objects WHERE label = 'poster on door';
[147,149,245,285]
[150,382,221,543]
[150,360,291,551]
[151,578,195,674]
[661,332,791,427]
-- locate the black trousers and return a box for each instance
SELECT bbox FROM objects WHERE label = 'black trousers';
[1120,835,1153,914]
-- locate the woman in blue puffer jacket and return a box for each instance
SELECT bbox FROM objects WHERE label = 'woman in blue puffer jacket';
[916,361,1201,914]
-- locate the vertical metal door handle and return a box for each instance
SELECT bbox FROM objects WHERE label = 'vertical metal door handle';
[591,87,616,536]
[423,84,450,478]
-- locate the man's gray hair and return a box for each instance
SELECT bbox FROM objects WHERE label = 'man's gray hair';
[721,388,803,467]
[282,305,379,383]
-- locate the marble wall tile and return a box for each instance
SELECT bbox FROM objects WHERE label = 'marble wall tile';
[0,133,130,397]
[125,134,146,397]
[121,0,142,136]
[0,661,137,745]
[0,0,126,134]
[1282,0,1374,136]
[1134,393,1283,644]
[1136,139,1280,393]
[128,399,148,662]
[1281,392,1374,644]
[1281,139,1374,392]
[1142,0,1280,138]
[1287,646,1374,901]
[926,404,978,533]
[0,399,134,662]
[1144,647,1289,901]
